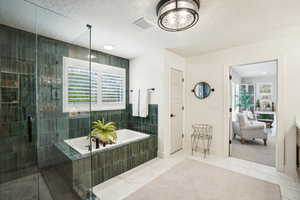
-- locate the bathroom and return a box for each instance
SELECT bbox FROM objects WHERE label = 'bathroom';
[3,0,300,200]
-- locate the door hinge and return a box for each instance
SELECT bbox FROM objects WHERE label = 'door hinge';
[182,134,184,138]
[182,106,184,110]
[229,75,232,80]
[229,140,232,144]
[182,78,184,82]
[229,108,232,113]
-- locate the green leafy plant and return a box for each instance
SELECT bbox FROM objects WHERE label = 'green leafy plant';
[239,87,252,111]
[90,119,117,144]
[256,99,260,108]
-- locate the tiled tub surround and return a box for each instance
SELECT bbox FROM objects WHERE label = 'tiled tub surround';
[55,134,158,199]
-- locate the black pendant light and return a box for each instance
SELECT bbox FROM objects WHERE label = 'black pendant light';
[156,0,200,32]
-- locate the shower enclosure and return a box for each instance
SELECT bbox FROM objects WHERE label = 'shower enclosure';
[0,1,94,199]
[0,1,158,199]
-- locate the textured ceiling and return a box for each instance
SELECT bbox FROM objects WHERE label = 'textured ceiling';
[1,0,300,58]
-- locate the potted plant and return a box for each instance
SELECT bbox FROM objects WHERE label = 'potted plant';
[256,99,260,111]
[90,119,117,147]
[239,87,252,111]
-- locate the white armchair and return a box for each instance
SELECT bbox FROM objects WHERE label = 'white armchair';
[233,112,268,145]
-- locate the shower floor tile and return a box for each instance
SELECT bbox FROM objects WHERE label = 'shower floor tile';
[0,173,53,200]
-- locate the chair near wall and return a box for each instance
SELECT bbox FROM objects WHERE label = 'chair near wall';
[233,112,268,145]
[191,124,213,157]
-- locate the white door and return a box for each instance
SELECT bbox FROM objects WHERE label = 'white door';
[170,68,184,153]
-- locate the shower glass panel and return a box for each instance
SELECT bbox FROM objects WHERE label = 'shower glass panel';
[35,5,93,200]
[0,1,39,199]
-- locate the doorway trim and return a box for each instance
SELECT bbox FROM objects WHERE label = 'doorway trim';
[223,57,285,172]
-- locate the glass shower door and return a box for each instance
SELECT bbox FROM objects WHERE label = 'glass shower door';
[0,1,40,199]
[35,5,94,200]
[0,0,94,199]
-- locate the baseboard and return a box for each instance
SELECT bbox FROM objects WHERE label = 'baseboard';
[157,150,168,158]
[284,166,299,178]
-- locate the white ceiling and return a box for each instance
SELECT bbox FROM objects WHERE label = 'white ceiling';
[1,0,300,59]
[232,61,276,77]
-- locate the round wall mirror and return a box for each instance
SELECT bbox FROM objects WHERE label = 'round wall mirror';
[193,82,212,99]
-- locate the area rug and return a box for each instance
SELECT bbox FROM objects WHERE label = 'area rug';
[124,159,281,200]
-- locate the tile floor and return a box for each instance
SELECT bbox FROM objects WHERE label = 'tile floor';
[93,150,300,200]
[0,173,53,200]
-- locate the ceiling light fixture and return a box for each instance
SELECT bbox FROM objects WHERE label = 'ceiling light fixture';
[103,45,115,50]
[156,0,200,32]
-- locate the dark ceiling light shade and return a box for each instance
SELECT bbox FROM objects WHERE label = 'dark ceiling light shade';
[156,0,200,32]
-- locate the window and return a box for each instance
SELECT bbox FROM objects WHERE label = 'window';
[67,66,98,104]
[99,63,126,110]
[63,57,126,112]
[101,72,124,104]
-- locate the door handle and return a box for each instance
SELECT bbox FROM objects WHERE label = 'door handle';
[170,114,175,118]
[27,116,32,143]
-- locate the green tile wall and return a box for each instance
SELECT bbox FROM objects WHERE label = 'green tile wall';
[0,24,159,192]
[127,104,158,135]
[0,25,37,183]
[35,29,131,168]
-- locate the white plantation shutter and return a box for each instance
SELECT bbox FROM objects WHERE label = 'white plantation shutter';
[67,66,98,104]
[63,57,126,112]
[101,72,124,104]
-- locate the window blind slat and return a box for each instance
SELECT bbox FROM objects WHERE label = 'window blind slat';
[101,71,124,104]
[67,65,98,104]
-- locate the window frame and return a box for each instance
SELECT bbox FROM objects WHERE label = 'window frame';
[63,57,126,113]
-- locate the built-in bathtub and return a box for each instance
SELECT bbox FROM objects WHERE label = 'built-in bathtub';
[65,129,150,155]
[54,129,157,199]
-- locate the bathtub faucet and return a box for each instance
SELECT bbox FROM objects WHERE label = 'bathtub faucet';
[91,136,100,149]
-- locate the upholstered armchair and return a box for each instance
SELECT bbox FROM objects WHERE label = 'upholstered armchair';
[233,112,268,145]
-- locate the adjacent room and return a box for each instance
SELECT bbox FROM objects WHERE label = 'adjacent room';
[0,0,300,200]
[230,61,277,167]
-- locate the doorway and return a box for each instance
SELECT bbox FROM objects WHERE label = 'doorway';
[229,61,278,167]
[170,68,184,154]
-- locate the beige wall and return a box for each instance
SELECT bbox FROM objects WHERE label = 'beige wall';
[186,36,300,176]
[130,49,165,157]
[130,36,300,177]
[130,50,186,158]
[130,49,164,105]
